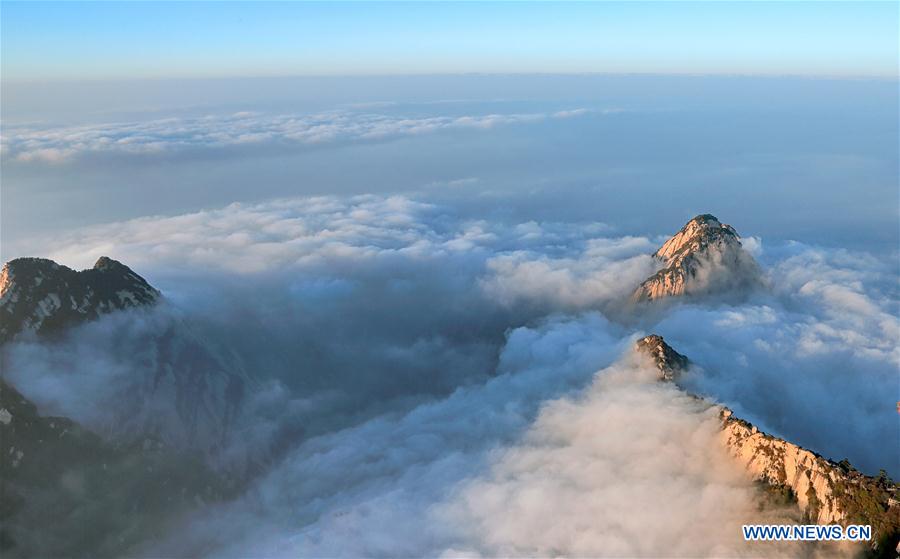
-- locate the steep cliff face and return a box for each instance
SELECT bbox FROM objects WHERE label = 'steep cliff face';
[719,408,899,550]
[0,256,159,343]
[634,336,900,552]
[720,408,900,526]
[631,214,763,302]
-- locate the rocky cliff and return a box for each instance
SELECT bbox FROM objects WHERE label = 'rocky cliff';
[718,408,899,553]
[631,214,763,302]
[635,335,900,554]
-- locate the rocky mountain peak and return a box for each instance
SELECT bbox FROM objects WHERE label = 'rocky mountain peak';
[0,256,160,344]
[634,334,689,381]
[631,214,762,302]
[653,214,738,265]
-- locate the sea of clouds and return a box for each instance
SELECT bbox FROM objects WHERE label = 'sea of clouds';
[2,191,896,556]
[0,107,602,164]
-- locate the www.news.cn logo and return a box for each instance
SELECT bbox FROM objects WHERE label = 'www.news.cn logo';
[743,524,872,542]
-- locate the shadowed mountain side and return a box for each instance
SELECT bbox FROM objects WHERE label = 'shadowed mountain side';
[0,256,247,453]
[0,256,245,556]
[0,378,234,557]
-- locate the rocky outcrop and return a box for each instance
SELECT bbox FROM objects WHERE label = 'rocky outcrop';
[631,214,763,302]
[632,336,900,553]
[0,256,159,343]
[634,334,689,381]
[719,408,899,553]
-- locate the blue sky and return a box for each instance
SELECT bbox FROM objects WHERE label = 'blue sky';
[2,1,898,80]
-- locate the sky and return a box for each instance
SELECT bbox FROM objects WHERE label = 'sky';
[2,1,898,80]
[1,3,897,257]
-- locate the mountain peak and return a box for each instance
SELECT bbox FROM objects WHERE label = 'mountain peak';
[0,256,160,343]
[634,334,689,380]
[652,214,739,266]
[93,255,123,270]
[632,214,762,302]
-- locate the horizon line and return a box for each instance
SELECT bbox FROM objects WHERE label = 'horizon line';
[3,70,899,86]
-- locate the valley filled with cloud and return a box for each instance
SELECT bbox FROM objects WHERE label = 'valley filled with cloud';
[2,190,896,556]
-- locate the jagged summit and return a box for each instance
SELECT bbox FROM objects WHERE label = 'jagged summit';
[634,334,689,381]
[0,256,159,343]
[632,214,762,302]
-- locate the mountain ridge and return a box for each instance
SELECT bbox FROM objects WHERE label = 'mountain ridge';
[634,335,900,554]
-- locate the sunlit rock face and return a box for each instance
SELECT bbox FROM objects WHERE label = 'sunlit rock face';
[631,214,763,302]
[0,256,159,343]
[634,334,689,381]
[718,408,899,551]
[632,335,900,552]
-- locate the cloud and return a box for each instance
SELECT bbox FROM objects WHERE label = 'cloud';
[437,355,805,558]
[657,243,899,476]
[144,319,808,557]
[1,108,599,163]
[9,193,896,479]
[480,236,658,311]
[3,192,893,556]
[132,313,623,556]
[4,194,639,472]
[41,195,448,274]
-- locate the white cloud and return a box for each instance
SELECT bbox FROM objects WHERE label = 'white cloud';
[4,192,893,557]
[146,319,808,557]
[16,195,899,482]
[656,244,899,476]
[1,108,599,163]
[480,236,658,310]
[437,356,803,558]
